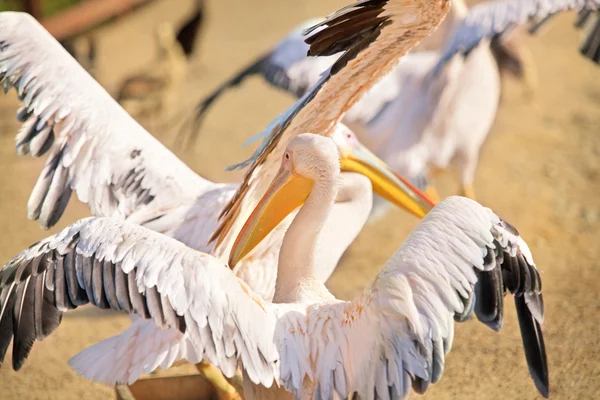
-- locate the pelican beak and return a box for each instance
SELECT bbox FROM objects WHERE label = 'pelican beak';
[340,144,434,219]
[229,167,313,268]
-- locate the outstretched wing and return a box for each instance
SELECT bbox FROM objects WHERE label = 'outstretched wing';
[192,16,408,146]
[0,217,278,387]
[211,0,450,255]
[188,18,334,145]
[433,0,600,74]
[0,12,211,229]
[278,196,548,399]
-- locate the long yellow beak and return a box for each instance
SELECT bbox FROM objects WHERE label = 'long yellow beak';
[340,144,434,219]
[229,166,313,268]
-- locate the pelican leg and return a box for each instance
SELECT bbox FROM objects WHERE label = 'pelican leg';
[518,43,538,96]
[457,146,479,201]
[196,361,243,400]
[461,184,476,200]
[429,165,445,178]
[424,184,441,203]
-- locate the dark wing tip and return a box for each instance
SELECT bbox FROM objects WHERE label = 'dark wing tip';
[579,11,600,65]
[515,295,549,398]
[473,252,504,331]
[411,376,430,394]
[303,0,389,74]
[0,291,16,367]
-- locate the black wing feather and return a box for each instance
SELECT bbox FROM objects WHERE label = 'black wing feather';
[12,277,36,370]
[0,223,188,370]
[515,295,549,398]
[304,0,390,76]
[456,218,549,398]
[0,291,16,365]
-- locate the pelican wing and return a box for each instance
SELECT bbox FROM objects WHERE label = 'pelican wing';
[279,196,547,399]
[193,16,405,142]
[264,20,334,98]
[0,217,278,386]
[211,0,450,254]
[433,0,600,73]
[257,24,409,124]
[191,19,334,137]
[0,13,211,229]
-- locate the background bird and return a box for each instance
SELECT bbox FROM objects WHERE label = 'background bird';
[116,0,205,122]
[189,0,596,208]
[115,21,189,121]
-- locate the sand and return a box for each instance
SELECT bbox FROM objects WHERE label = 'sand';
[0,0,599,399]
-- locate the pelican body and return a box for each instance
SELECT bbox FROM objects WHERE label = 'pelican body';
[0,133,548,399]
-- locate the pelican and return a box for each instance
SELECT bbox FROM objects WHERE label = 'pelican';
[191,0,598,204]
[116,0,206,120]
[116,22,189,120]
[0,8,433,398]
[0,133,548,399]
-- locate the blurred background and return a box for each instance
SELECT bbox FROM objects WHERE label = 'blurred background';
[0,0,599,399]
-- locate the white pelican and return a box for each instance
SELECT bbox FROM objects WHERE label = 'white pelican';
[0,133,548,399]
[0,8,434,398]
[0,11,431,302]
[190,0,599,203]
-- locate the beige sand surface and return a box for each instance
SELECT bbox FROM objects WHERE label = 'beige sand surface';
[0,0,599,399]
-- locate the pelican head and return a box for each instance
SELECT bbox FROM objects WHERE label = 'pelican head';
[229,132,433,267]
[229,134,336,267]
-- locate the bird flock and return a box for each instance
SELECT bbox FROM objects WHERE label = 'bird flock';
[0,0,597,399]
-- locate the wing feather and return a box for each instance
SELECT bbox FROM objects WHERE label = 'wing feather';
[0,217,279,385]
[0,12,211,229]
[277,197,548,399]
[433,0,600,74]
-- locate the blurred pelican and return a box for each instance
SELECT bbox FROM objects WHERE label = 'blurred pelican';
[527,3,600,64]
[116,0,205,120]
[0,8,433,398]
[0,133,548,399]
[116,22,189,120]
[191,0,597,204]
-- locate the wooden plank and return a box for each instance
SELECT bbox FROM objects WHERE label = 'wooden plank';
[22,0,42,19]
[115,374,215,400]
[40,0,152,41]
